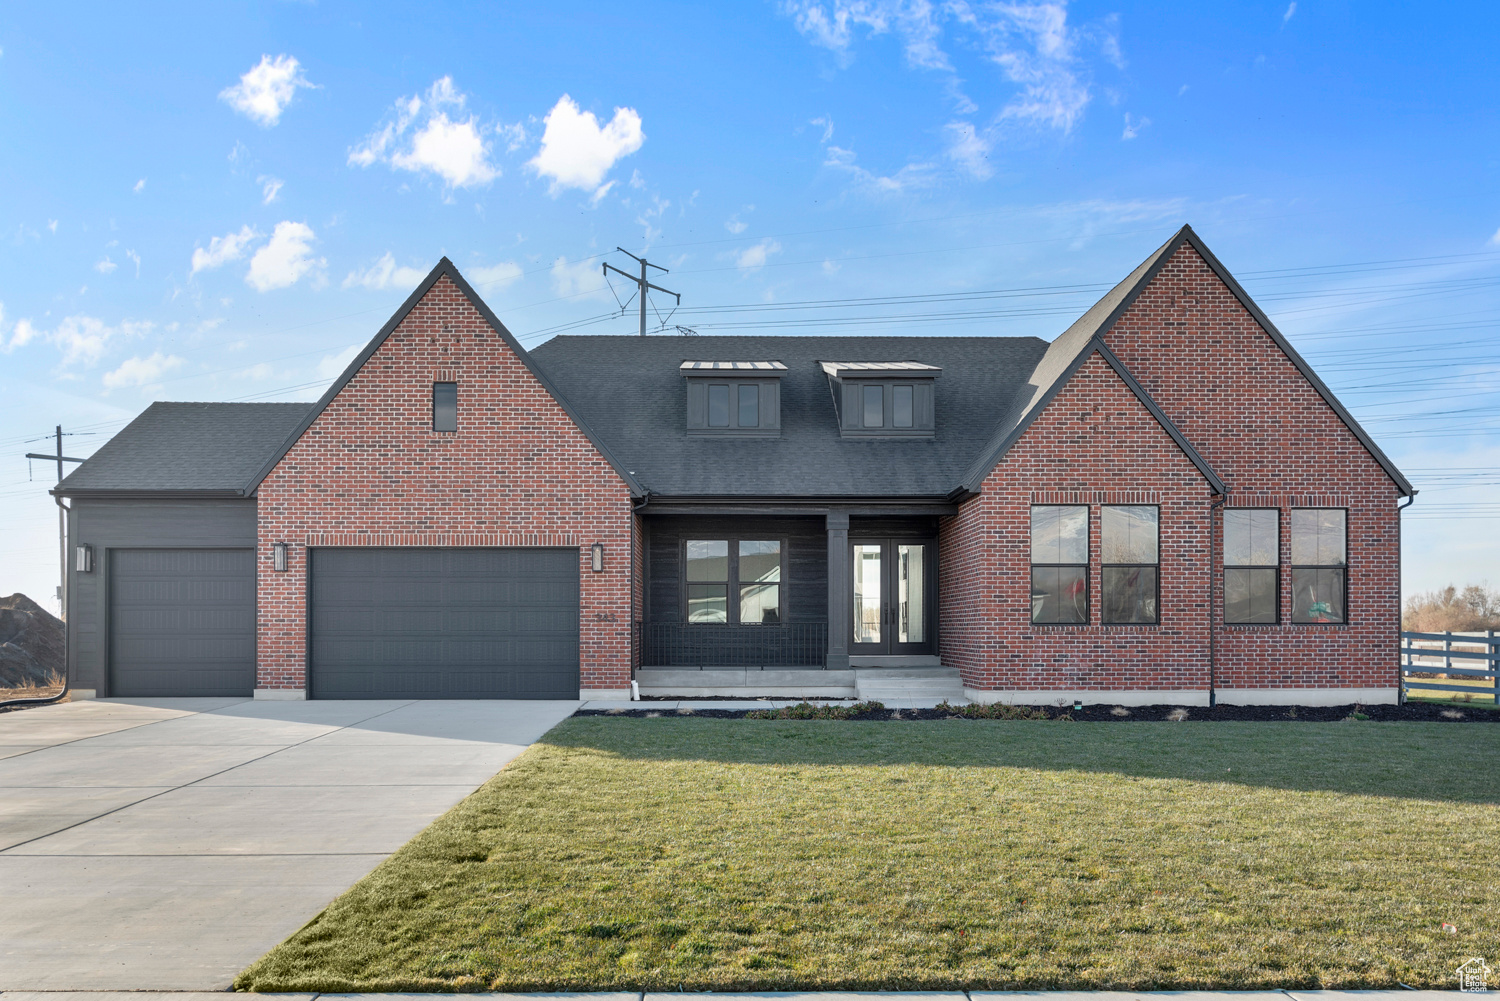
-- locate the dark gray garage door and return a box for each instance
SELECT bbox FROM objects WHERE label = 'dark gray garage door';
[109,549,256,697]
[309,547,579,699]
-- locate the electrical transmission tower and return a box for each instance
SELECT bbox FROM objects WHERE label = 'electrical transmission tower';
[603,248,680,336]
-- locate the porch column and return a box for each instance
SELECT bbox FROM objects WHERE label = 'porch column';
[826,511,849,670]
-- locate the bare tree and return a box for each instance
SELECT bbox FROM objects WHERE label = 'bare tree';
[1403,582,1500,632]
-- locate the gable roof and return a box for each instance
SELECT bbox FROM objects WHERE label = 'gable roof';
[242,258,644,496]
[957,224,1413,497]
[954,336,1227,497]
[54,402,314,497]
[528,334,1050,498]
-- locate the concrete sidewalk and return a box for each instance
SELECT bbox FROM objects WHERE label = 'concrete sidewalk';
[0,697,578,991]
[0,990,1475,999]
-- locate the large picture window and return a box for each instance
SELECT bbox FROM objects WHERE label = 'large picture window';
[1101,505,1159,624]
[685,539,782,624]
[1224,509,1279,624]
[1031,505,1089,624]
[1291,509,1346,623]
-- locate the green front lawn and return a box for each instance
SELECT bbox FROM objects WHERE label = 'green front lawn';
[238,718,1500,992]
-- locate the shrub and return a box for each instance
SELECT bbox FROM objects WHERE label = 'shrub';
[746,700,886,720]
[935,700,1051,720]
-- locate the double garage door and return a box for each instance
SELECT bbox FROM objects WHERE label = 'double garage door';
[310,547,580,699]
[109,547,579,699]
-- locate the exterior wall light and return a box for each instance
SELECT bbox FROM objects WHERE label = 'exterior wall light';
[591,541,604,573]
[75,544,94,574]
[273,542,289,573]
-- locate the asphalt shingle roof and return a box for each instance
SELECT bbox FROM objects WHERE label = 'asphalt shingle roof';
[56,402,315,495]
[527,334,1050,497]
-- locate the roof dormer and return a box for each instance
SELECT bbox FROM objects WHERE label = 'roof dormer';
[821,361,940,437]
[681,361,786,437]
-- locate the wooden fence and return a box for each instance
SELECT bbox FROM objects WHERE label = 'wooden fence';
[1400,630,1499,702]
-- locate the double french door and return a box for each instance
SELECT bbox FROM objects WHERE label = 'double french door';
[850,539,934,656]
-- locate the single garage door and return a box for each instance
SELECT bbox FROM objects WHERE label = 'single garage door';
[309,547,579,699]
[109,549,256,697]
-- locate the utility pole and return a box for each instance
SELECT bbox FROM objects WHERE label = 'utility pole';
[603,248,680,336]
[26,426,84,621]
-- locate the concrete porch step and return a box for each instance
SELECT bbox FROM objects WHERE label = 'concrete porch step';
[636,668,857,699]
[854,666,965,702]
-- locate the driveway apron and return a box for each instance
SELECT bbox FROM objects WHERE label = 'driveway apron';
[0,697,578,990]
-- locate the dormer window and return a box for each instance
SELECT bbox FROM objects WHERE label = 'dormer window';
[821,361,939,437]
[681,361,785,436]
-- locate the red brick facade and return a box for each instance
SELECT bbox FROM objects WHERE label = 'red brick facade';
[938,353,1217,695]
[254,275,634,694]
[939,243,1402,699]
[1101,243,1401,693]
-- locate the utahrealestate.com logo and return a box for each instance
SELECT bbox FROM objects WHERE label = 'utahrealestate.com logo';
[1458,957,1493,992]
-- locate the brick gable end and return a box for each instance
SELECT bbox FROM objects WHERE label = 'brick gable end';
[255,275,634,693]
[1101,243,1399,692]
[940,351,1216,695]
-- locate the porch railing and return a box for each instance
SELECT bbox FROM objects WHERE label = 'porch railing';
[1401,630,1499,703]
[637,621,829,668]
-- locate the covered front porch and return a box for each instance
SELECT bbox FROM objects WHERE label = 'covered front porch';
[633,508,964,700]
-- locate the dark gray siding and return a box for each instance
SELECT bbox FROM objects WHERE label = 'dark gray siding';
[642,515,827,667]
[645,515,827,625]
[67,498,257,695]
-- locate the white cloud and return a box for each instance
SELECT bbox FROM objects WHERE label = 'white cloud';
[47,219,58,233]
[469,261,523,287]
[1282,2,1297,25]
[260,176,283,204]
[246,221,324,292]
[725,214,749,235]
[242,362,274,380]
[342,252,428,290]
[191,225,259,275]
[133,178,145,194]
[785,0,951,70]
[220,54,313,127]
[527,94,644,197]
[126,249,141,277]
[823,143,934,193]
[1122,112,1150,140]
[95,257,118,274]
[19,314,153,366]
[629,169,646,190]
[102,351,184,390]
[785,2,1108,136]
[1490,227,1500,246]
[3,316,40,353]
[1178,83,1189,96]
[317,343,362,380]
[811,115,835,142]
[735,238,783,270]
[944,121,993,179]
[551,255,608,299]
[349,77,502,191]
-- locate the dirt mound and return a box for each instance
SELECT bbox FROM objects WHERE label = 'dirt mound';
[0,593,64,689]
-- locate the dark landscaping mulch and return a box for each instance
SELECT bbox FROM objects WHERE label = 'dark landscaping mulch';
[576,699,1499,722]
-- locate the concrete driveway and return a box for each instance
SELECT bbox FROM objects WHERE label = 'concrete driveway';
[0,696,579,991]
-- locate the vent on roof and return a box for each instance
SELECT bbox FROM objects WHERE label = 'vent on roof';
[681,362,785,436]
[821,361,940,438]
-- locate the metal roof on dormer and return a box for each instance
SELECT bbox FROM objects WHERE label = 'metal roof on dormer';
[680,360,789,372]
[819,361,942,377]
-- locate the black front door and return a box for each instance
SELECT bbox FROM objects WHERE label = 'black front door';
[850,539,934,655]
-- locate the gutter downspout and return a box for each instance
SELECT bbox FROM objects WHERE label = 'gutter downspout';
[1209,491,1228,709]
[1396,490,1418,704]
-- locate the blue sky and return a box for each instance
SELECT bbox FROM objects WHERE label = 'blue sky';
[3,1,1499,610]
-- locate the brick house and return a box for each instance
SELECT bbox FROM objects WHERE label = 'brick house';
[55,226,1413,705]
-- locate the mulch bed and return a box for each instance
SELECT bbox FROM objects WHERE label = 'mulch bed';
[576,700,1498,722]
